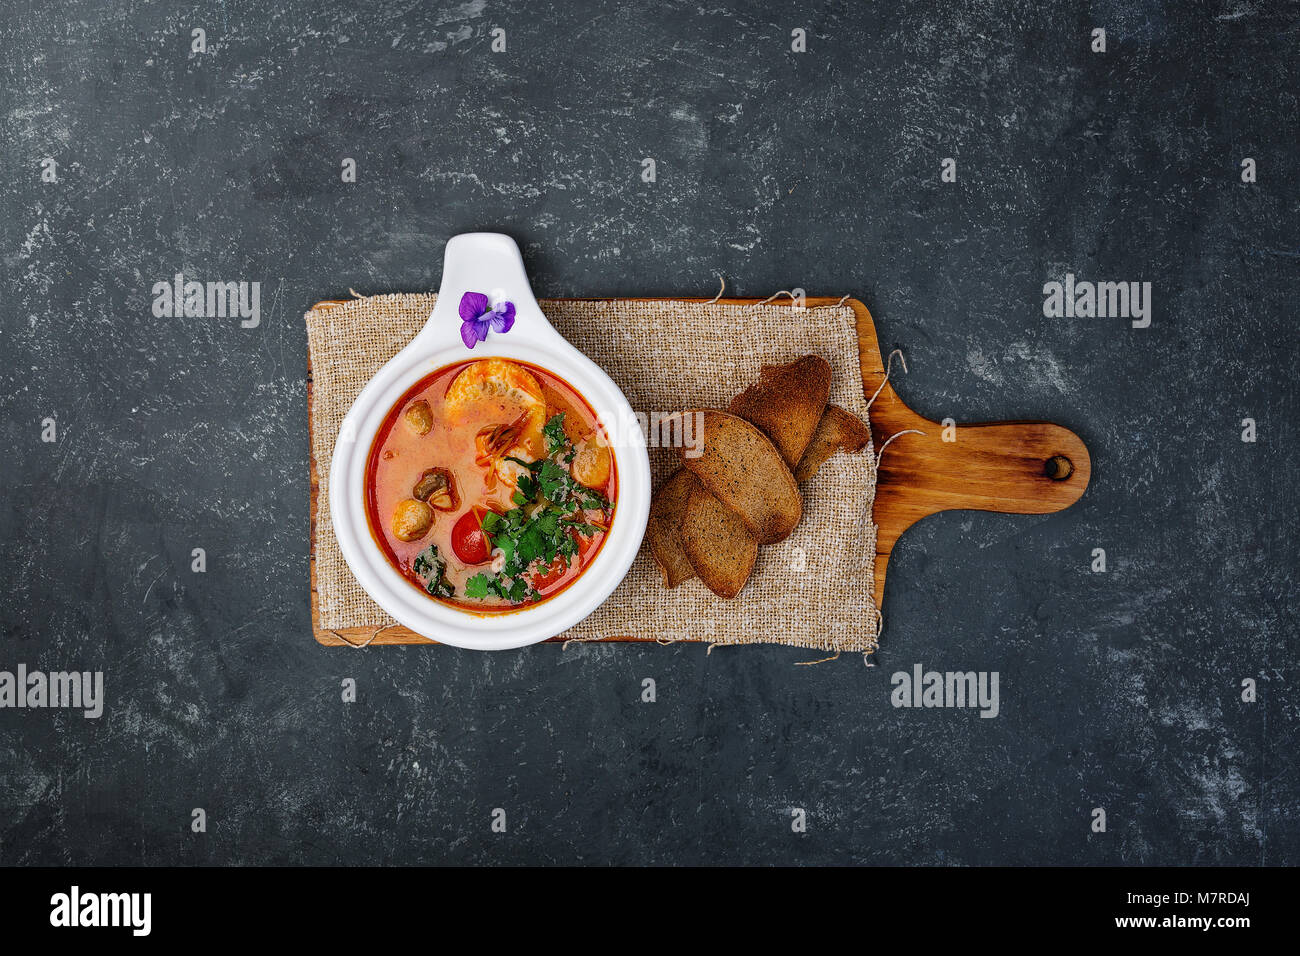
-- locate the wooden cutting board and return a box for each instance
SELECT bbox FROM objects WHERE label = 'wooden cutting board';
[309,297,1090,646]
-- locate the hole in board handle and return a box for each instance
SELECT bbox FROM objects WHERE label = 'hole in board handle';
[1044,455,1074,481]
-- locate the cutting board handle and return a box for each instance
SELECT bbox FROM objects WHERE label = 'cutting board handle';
[851,301,1091,605]
[871,417,1090,518]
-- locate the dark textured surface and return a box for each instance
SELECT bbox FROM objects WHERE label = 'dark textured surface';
[1,0,1297,866]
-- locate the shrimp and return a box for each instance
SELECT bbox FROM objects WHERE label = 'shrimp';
[447,359,547,487]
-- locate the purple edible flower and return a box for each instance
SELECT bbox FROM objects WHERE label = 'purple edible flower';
[459,291,516,348]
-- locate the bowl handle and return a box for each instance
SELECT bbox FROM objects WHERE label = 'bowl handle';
[411,232,559,352]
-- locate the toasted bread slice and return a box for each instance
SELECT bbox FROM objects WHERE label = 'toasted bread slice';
[679,483,759,599]
[679,409,802,544]
[727,355,831,468]
[646,469,699,588]
[794,404,872,483]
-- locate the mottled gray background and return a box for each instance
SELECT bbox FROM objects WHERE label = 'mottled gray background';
[1,0,1296,866]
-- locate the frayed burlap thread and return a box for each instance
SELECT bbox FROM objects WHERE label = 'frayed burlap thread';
[306,295,880,653]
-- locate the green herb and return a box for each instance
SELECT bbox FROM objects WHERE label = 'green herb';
[562,517,600,536]
[512,467,539,503]
[412,544,454,598]
[505,455,608,515]
[462,412,610,604]
[466,571,536,603]
[543,413,568,456]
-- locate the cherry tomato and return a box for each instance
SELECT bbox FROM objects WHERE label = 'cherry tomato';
[572,521,603,556]
[530,554,570,591]
[451,507,495,565]
[530,528,600,591]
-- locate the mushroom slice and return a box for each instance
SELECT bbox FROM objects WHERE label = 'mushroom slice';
[392,499,433,542]
[412,467,459,511]
[403,400,434,436]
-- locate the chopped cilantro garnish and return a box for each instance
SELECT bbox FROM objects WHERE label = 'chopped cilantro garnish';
[460,411,610,605]
[464,573,493,599]
[543,413,568,456]
[466,571,536,603]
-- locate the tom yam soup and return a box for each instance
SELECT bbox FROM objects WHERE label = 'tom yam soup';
[365,358,617,611]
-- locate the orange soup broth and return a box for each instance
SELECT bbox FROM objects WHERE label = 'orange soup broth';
[364,360,617,611]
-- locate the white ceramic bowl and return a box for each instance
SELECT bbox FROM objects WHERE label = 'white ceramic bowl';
[329,233,651,649]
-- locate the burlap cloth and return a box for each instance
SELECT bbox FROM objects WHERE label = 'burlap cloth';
[307,295,880,652]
